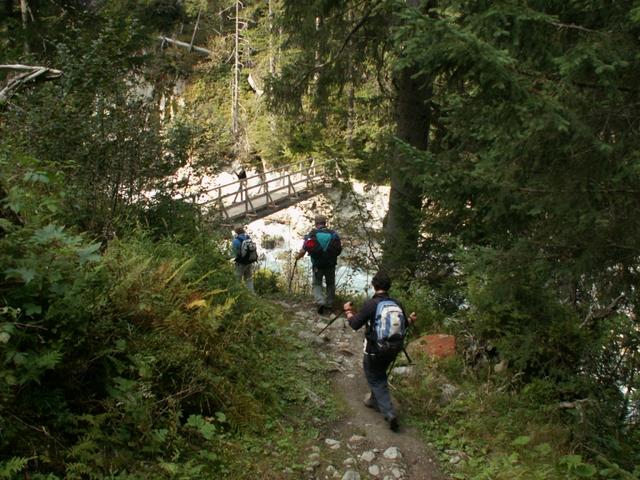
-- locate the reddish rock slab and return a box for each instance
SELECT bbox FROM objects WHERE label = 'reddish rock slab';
[410,334,456,359]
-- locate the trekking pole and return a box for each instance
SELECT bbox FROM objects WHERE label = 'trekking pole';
[317,310,345,335]
[403,346,413,364]
[287,257,298,293]
[387,328,414,376]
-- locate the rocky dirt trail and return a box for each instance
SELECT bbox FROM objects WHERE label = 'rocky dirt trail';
[279,300,447,480]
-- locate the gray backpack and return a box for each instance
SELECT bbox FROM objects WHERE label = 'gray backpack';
[239,237,258,264]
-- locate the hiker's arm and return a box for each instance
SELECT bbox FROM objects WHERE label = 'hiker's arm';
[231,238,240,257]
[344,300,373,331]
[294,238,307,260]
[398,300,417,326]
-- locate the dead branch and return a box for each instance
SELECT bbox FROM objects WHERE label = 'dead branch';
[550,21,602,34]
[581,293,626,328]
[158,35,212,56]
[0,64,63,102]
[558,398,594,409]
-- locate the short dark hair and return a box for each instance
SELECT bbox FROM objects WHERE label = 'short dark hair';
[234,226,245,235]
[314,214,327,226]
[372,271,391,291]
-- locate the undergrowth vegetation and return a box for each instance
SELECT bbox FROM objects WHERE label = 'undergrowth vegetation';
[0,151,335,478]
[398,356,639,479]
[386,273,640,480]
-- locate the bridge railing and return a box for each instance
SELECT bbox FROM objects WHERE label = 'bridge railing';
[186,159,338,221]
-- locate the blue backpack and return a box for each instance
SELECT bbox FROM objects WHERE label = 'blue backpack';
[373,300,407,354]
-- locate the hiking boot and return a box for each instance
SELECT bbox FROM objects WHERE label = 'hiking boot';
[386,415,399,432]
[363,392,379,411]
[316,304,325,315]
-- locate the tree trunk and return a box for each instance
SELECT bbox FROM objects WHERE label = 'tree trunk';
[20,0,29,53]
[381,0,435,277]
[382,65,432,276]
[232,0,240,137]
[268,0,274,75]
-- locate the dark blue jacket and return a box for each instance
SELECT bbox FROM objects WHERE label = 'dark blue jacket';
[232,234,250,263]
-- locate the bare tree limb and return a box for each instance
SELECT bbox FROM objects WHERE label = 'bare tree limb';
[158,35,212,56]
[248,73,264,96]
[581,293,626,328]
[550,21,602,34]
[0,64,63,102]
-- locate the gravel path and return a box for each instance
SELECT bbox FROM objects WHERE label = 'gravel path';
[283,301,447,480]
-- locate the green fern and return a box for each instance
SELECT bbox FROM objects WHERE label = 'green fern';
[0,457,30,479]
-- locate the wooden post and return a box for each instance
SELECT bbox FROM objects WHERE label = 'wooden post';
[218,187,229,220]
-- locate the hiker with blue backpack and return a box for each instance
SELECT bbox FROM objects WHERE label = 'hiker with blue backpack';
[232,226,258,292]
[295,214,342,314]
[343,270,416,431]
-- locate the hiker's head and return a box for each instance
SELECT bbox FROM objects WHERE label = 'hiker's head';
[314,214,327,227]
[234,226,245,235]
[372,271,391,291]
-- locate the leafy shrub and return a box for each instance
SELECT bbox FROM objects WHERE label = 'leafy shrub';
[253,268,282,295]
[137,193,203,241]
[0,153,328,478]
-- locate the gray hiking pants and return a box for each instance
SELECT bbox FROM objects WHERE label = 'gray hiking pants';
[235,262,254,293]
[312,265,335,308]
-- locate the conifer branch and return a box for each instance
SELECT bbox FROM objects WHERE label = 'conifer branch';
[295,1,382,88]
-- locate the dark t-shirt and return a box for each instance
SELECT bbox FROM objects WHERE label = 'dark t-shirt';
[348,291,408,354]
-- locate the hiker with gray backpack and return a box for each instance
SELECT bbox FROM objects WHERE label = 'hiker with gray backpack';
[295,214,342,314]
[343,270,416,431]
[232,226,258,292]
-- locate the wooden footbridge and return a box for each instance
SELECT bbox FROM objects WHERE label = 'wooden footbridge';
[182,159,339,224]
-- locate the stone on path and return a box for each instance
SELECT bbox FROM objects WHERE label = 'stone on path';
[360,450,376,462]
[383,446,401,460]
[341,470,361,480]
[325,438,341,450]
[391,466,405,479]
[368,464,381,476]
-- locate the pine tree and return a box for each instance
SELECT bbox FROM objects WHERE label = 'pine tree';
[274,0,438,275]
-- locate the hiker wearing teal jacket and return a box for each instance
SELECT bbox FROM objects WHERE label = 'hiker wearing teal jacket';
[295,214,342,314]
